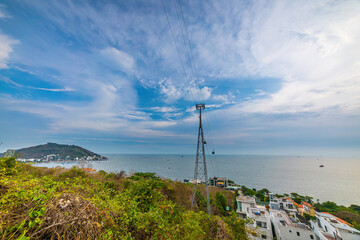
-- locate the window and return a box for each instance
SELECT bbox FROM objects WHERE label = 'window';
[325,225,328,232]
[261,235,267,239]
[297,232,300,236]
[289,230,292,233]
[310,235,314,239]
[317,218,322,228]
[256,221,267,228]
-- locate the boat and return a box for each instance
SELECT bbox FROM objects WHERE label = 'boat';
[319,164,324,167]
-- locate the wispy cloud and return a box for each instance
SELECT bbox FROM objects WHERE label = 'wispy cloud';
[0,0,359,155]
[99,47,135,73]
[0,33,18,69]
[0,75,74,92]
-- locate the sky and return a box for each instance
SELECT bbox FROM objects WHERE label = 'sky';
[0,0,359,156]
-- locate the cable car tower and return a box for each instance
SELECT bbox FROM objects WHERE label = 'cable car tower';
[191,103,211,215]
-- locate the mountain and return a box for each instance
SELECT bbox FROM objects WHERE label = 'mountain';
[1,142,107,160]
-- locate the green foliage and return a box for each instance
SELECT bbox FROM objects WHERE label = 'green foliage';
[128,172,161,181]
[303,213,316,221]
[0,157,18,175]
[288,192,313,204]
[350,205,360,214]
[58,166,86,179]
[228,179,235,184]
[195,191,207,209]
[0,163,248,239]
[259,188,269,194]
[315,201,339,212]
[222,212,248,240]
[241,186,256,196]
[215,192,227,214]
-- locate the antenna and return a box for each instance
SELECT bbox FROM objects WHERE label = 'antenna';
[191,103,211,215]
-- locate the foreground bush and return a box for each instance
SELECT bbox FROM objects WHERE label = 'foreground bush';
[0,158,248,239]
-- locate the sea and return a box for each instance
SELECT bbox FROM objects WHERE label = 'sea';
[34,154,360,206]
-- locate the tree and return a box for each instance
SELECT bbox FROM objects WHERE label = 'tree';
[215,192,227,214]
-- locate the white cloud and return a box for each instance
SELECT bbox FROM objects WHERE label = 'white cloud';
[2,0,359,151]
[0,33,18,69]
[0,75,74,92]
[99,47,135,72]
[212,92,235,104]
[157,77,212,103]
[189,0,360,115]
[0,4,11,19]
[237,0,360,115]
[150,106,179,112]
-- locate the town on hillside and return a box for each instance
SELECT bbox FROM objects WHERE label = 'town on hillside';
[16,154,107,163]
[188,176,360,240]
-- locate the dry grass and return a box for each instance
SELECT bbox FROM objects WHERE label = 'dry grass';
[29,194,103,240]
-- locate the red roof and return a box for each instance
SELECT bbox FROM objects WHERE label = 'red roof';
[321,212,352,226]
[287,198,303,208]
[302,201,313,208]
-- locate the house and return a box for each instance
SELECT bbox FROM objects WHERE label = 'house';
[269,194,297,214]
[270,210,315,240]
[311,212,360,240]
[237,195,257,219]
[300,201,316,217]
[190,179,203,184]
[209,177,228,187]
[237,195,273,239]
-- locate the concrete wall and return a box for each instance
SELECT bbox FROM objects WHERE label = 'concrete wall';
[274,225,315,240]
[339,230,360,240]
[316,216,338,238]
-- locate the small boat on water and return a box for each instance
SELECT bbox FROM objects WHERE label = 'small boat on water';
[319,164,324,167]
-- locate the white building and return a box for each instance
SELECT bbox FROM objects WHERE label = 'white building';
[237,195,256,219]
[237,195,273,239]
[271,210,315,240]
[269,193,297,214]
[311,212,360,240]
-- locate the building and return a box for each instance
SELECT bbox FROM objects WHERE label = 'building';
[237,195,257,219]
[209,177,228,187]
[190,179,203,184]
[311,212,360,240]
[237,195,273,239]
[271,210,315,240]
[300,201,316,217]
[269,194,297,214]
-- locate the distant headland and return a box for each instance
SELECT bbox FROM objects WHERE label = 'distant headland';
[0,142,107,162]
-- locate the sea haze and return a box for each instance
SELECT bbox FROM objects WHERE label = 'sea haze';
[35,154,360,206]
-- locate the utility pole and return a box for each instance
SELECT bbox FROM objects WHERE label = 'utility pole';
[191,103,211,215]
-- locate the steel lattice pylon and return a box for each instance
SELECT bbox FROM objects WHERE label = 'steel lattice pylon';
[191,103,211,215]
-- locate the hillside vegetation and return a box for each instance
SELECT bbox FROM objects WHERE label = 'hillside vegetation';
[0,143,106,159]
[0,157,247,239]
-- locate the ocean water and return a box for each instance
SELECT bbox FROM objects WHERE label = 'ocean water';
[34,154,360,206]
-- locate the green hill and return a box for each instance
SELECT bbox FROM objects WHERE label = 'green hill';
[0,157,247,239]
[1,142,107,160]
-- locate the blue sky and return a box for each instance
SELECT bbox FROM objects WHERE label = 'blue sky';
[0,0,359,156]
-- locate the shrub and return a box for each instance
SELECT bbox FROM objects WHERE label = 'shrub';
[128,172,160,181]
[58,166,86,179]
[0,157,18,175]
[215,192,227,214]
